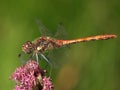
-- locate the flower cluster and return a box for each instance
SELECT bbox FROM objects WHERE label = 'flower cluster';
[10,60,54,90]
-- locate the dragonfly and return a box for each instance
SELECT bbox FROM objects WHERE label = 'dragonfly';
[21,21,117,66]
[22,35,116,64]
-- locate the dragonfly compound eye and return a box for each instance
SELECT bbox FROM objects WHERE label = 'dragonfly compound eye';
[22,41,34,54]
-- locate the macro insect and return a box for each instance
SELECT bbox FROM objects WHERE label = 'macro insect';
[22,34,117,64]
[21,20,117,66]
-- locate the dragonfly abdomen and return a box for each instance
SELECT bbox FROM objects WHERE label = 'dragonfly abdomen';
[56,34,117,46]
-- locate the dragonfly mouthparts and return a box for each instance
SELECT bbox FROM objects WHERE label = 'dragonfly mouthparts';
[22,41,34,54]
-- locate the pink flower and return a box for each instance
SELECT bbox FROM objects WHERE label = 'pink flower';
[10,60,54,90]
[41,76,54,90]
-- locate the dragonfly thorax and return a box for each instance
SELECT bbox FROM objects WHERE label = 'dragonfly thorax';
[34,36,57,53]
[22,41,35,54]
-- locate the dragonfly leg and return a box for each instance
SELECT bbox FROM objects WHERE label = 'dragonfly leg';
[35,53,39,63]
[40,53,52,66]
[40,53,53,76]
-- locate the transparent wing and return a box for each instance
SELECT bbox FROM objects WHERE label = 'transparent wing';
[47,48,69,69]
[35,18,52,36]
[54,22,68,39]
[18,51,33,64]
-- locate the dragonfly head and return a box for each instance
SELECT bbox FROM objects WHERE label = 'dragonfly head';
[22,41,34,54]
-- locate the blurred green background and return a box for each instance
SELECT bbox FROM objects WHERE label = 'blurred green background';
[0,0,119,90]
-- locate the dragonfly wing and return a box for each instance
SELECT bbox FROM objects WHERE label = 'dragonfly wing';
[35,18,52,36]
[54,22,68,39]
[47,48,69,69]
[18,51,33,64]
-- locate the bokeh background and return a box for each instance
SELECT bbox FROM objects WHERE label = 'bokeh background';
[0,0,119,90]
